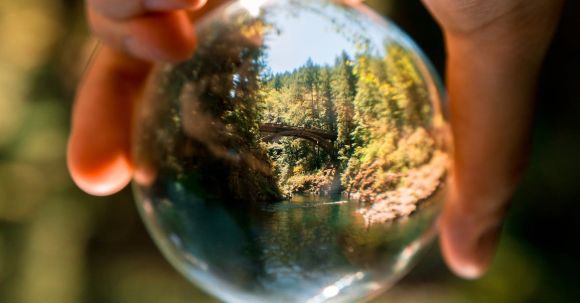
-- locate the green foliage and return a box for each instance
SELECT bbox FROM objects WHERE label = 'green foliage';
[257,43,437,199]
[332,52,358,164]
[156,26,439,201]
[338,44,436,197]
[139,17,284,204]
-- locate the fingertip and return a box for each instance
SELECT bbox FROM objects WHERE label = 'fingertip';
[68,47,144,197]
[67,135,133,196]
[439,216,488,279]
[448,260,484,280]
[439,196,506,280]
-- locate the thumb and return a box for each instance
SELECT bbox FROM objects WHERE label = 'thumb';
[425,0,565,279]
[439,174,508,279]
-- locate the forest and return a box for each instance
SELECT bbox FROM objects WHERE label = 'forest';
[142,16,445,216]
[259,46,440,203]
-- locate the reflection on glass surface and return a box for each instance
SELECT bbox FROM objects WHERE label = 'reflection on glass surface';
[132,0,448,302]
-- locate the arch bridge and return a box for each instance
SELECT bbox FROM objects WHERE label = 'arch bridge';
[259,123,336,154]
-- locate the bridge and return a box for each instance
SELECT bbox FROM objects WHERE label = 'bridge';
[259,123,336,154]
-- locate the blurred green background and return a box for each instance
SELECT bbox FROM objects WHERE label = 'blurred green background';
[0,0,578,302]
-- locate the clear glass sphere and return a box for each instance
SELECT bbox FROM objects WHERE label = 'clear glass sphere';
[132,1,448,302]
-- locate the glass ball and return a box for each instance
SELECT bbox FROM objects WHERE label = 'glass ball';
[132,0,448,302]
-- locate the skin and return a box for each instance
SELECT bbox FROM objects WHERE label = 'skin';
[68,0,565,279]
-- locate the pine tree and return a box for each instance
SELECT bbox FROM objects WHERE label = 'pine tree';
[332,51,358,168]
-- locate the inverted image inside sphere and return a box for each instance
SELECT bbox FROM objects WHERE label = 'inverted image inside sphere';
[132,1,448,302]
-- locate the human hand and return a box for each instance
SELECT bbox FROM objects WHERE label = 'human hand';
[67,0,564,279]
[422,0,564,278]
[68,0,223,195]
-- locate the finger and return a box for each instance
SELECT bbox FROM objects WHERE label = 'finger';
[90,0,207,20]
[88,8,196,62]
[68,46,151,196]
[422,0,565,278]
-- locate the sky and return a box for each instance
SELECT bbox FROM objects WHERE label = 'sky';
[264,10,355,73]
[234,0,411,74]
[261,4,378,74]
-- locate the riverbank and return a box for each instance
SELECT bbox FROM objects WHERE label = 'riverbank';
[356,151,447,226]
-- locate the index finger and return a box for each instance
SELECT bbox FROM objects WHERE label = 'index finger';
[68,46,150,196]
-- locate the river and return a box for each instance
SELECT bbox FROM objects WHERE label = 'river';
[136,181,443,303]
